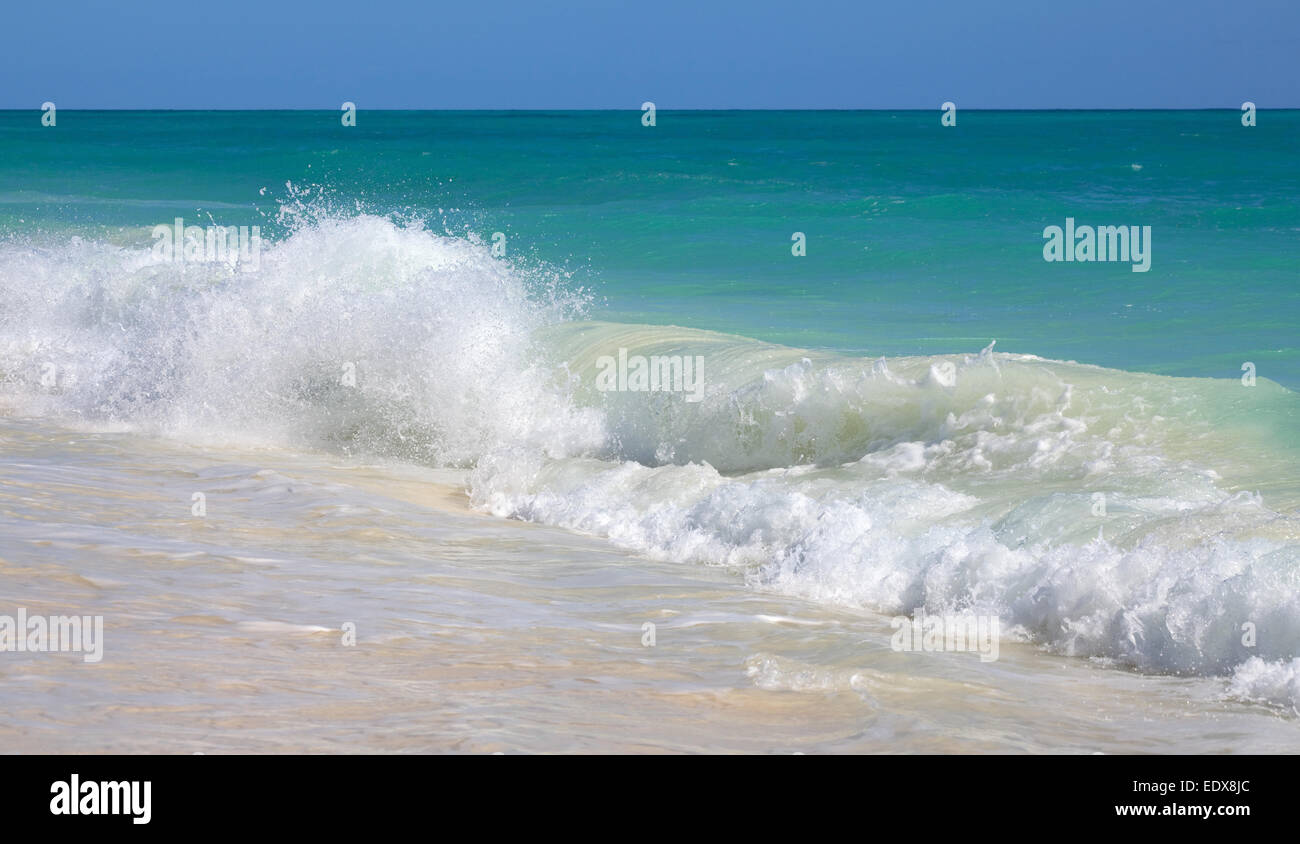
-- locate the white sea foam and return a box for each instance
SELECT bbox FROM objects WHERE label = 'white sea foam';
[1228,657,1300,712]
[0,212,602,465]
[2,209,1298,705]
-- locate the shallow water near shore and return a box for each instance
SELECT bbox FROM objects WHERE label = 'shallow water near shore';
[2,416,1297,754]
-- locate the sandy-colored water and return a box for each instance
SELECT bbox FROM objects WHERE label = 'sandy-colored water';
[2,415,1296,753]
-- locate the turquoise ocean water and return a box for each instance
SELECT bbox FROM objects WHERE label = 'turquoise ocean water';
[1,110,1296,384]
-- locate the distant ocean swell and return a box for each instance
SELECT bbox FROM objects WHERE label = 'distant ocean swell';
[1,209,1297,709]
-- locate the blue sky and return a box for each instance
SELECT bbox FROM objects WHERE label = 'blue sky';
[3,0,1297,109]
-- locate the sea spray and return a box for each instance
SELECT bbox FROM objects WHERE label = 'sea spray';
[2,206,1299,704]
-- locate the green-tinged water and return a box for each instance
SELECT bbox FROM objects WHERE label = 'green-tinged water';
[1,110,1296,384]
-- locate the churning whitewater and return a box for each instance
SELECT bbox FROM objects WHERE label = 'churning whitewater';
[2,210,1298,711]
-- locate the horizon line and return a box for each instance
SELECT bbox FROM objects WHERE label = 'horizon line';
[3,106,1291,113]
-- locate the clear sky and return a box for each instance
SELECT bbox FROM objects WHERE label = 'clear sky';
[4,0,1297,109]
